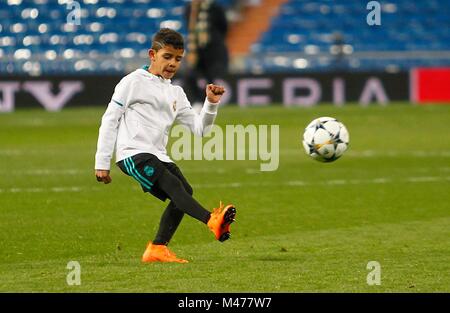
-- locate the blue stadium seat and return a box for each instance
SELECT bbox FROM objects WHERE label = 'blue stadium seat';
[0,0,448,74]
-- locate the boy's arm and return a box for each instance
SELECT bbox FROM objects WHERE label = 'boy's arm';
[94,102,126,183]
[176,84,225,136]
[95,79,130,183]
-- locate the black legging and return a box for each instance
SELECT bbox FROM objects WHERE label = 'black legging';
[153,169,210,245]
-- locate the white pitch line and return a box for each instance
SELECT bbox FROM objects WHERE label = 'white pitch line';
[181,168,226,174]
[279,149,450,157]
[0,186,94,194]
[0,168,228,176]
[0,150,24,156]
[0,169,84,176]
[0,176,449,194]
[2,148,450,158]
[191,176,449,189]
[3,166,450,177]
[406,176,442,182]
[325,179,348,185]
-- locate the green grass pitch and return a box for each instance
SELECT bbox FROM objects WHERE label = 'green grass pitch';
[0,103,449,292]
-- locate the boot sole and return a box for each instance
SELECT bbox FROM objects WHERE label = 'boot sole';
[219,206,236,242]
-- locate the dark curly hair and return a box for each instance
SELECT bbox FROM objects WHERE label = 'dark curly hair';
[151,28,184,51]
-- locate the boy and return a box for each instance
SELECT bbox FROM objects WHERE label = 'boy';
[94,28,236,264]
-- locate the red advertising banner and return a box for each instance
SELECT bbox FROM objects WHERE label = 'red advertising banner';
[411,68,450,104]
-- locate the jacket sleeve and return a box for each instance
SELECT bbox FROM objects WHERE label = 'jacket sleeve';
[94,77,130,170]
[175,87,218,137]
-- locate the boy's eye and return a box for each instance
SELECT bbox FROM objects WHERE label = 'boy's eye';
[162,54,182,62]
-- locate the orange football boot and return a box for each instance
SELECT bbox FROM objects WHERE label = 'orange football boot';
[141,242,188,263]
[207,201,236,242]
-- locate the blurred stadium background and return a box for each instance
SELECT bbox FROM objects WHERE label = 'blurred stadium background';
[0,0,449,109]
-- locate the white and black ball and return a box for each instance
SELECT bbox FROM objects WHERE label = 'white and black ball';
[302,116,349,162]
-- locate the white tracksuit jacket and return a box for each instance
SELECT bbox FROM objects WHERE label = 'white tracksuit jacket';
[95,68,218,170]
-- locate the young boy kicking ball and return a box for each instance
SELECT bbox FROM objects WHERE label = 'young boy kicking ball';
[94,28,236,263]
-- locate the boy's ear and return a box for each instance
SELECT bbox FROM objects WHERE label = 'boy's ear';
[149,49,156,62]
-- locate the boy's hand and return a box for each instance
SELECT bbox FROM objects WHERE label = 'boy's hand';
[206,84,225,104]
[95,170,112,184]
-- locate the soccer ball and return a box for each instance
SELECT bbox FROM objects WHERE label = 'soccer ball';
[302,116,349,162]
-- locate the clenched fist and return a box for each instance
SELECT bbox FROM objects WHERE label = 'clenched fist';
[206,84,225,103]
[95,169,112,184]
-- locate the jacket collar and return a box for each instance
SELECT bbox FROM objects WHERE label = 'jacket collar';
[139,65,171,84]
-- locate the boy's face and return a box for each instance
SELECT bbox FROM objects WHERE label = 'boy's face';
[149,45,184,80]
